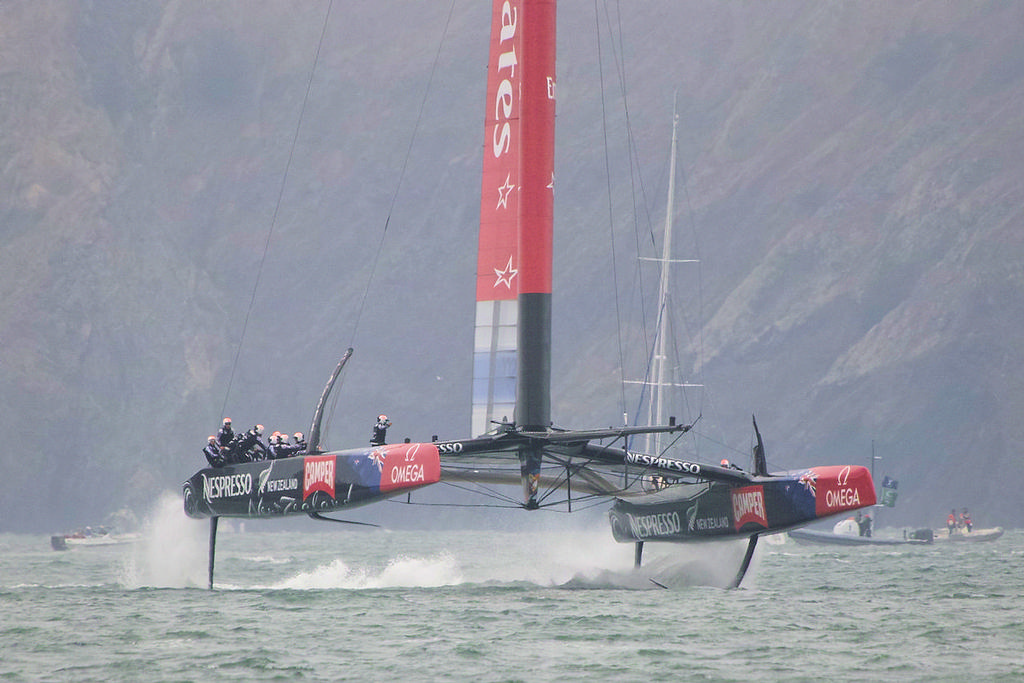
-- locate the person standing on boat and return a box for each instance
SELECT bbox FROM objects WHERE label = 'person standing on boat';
[370,415,391,446]
[203,436,225,468]
[217,418,234,448]
[960,508,972,532]
[947,509,957,536]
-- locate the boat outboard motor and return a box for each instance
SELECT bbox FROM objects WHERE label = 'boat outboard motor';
[908,528,934,542]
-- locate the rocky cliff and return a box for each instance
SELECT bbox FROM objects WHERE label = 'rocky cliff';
[2,1,1021,531]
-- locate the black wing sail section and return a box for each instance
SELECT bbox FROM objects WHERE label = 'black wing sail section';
[306,347,353,454]
[752,415,768,476]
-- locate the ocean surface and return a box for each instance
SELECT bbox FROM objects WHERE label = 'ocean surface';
[3,495,1020,682]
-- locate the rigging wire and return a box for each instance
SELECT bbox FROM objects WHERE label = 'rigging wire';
[343,0,458,350]
[219,0,458,446]
[220,0,335,419]
[598,0,710,458]
[596,0,682,443]
[592,0,629,426]
[316,0,457,447]
[602,0,658,443]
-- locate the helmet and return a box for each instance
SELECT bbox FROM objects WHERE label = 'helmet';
[377,414,388,422]
[255,424,264,435]
[208,436,217,443]
[294,432,303,441]
[720,459,729,467]
[223,417,232,425]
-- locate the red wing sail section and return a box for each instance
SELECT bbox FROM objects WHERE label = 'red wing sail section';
[473,0,555,437]
[516,0,555,296]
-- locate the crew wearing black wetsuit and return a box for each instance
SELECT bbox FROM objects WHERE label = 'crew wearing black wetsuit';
[371,415,391,446]
[230,425,267,462]
[203,437,225,468]
[217,418,234,448]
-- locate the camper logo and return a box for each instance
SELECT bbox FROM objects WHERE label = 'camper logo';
[731,485,768,531]
[303,455,336,501]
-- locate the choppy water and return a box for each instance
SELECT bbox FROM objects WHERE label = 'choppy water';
[3,495,1021,682]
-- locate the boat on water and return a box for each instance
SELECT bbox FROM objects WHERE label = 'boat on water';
[50,527,140,551]
[789,518,933,547]
[183,0,877,589]
[934,527,1004,543]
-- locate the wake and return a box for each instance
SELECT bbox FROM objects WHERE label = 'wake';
[273,553,463,590]
[118,492,209,589]
[268,530,758,591]
[113,495,761,591]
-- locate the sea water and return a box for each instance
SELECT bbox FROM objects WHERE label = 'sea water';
[2,494,1021,682]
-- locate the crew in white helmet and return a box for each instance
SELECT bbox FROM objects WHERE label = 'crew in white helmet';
[370,415,391,446]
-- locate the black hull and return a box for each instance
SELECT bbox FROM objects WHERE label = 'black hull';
[608,466,875,543]
[183,443,441,519]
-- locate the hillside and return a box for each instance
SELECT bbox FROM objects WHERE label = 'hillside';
[2,1,1022,532]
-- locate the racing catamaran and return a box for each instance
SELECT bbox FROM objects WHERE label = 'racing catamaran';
[183,0,875,589]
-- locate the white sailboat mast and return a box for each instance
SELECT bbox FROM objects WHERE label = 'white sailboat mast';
[644,106,678,455]
[643,100,701,455]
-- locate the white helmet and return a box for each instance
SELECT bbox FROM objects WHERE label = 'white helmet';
[255,424,264,435]
[294,432,303,441]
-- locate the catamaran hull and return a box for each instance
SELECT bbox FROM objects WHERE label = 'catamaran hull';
[609,465,876,543]
[183,443,440,519]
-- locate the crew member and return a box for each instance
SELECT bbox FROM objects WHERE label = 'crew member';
[270,434,289,459]
[961,508,972,532]
[267,432,283,459]
[275,432,306,458]
[233,424,267,462]
[217,418,234,448]
[203,436,224,468]
[947,509,957,536]
[370,414,391,446]
[251,424,268,460]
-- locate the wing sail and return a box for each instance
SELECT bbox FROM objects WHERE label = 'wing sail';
[472,0,556,437]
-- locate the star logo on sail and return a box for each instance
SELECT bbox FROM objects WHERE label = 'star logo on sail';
[496,173,516,209]
[493,255,518,289]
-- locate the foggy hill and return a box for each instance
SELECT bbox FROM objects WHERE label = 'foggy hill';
[2,1,1022,532]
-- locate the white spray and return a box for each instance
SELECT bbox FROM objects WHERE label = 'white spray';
[118,492,209,589]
